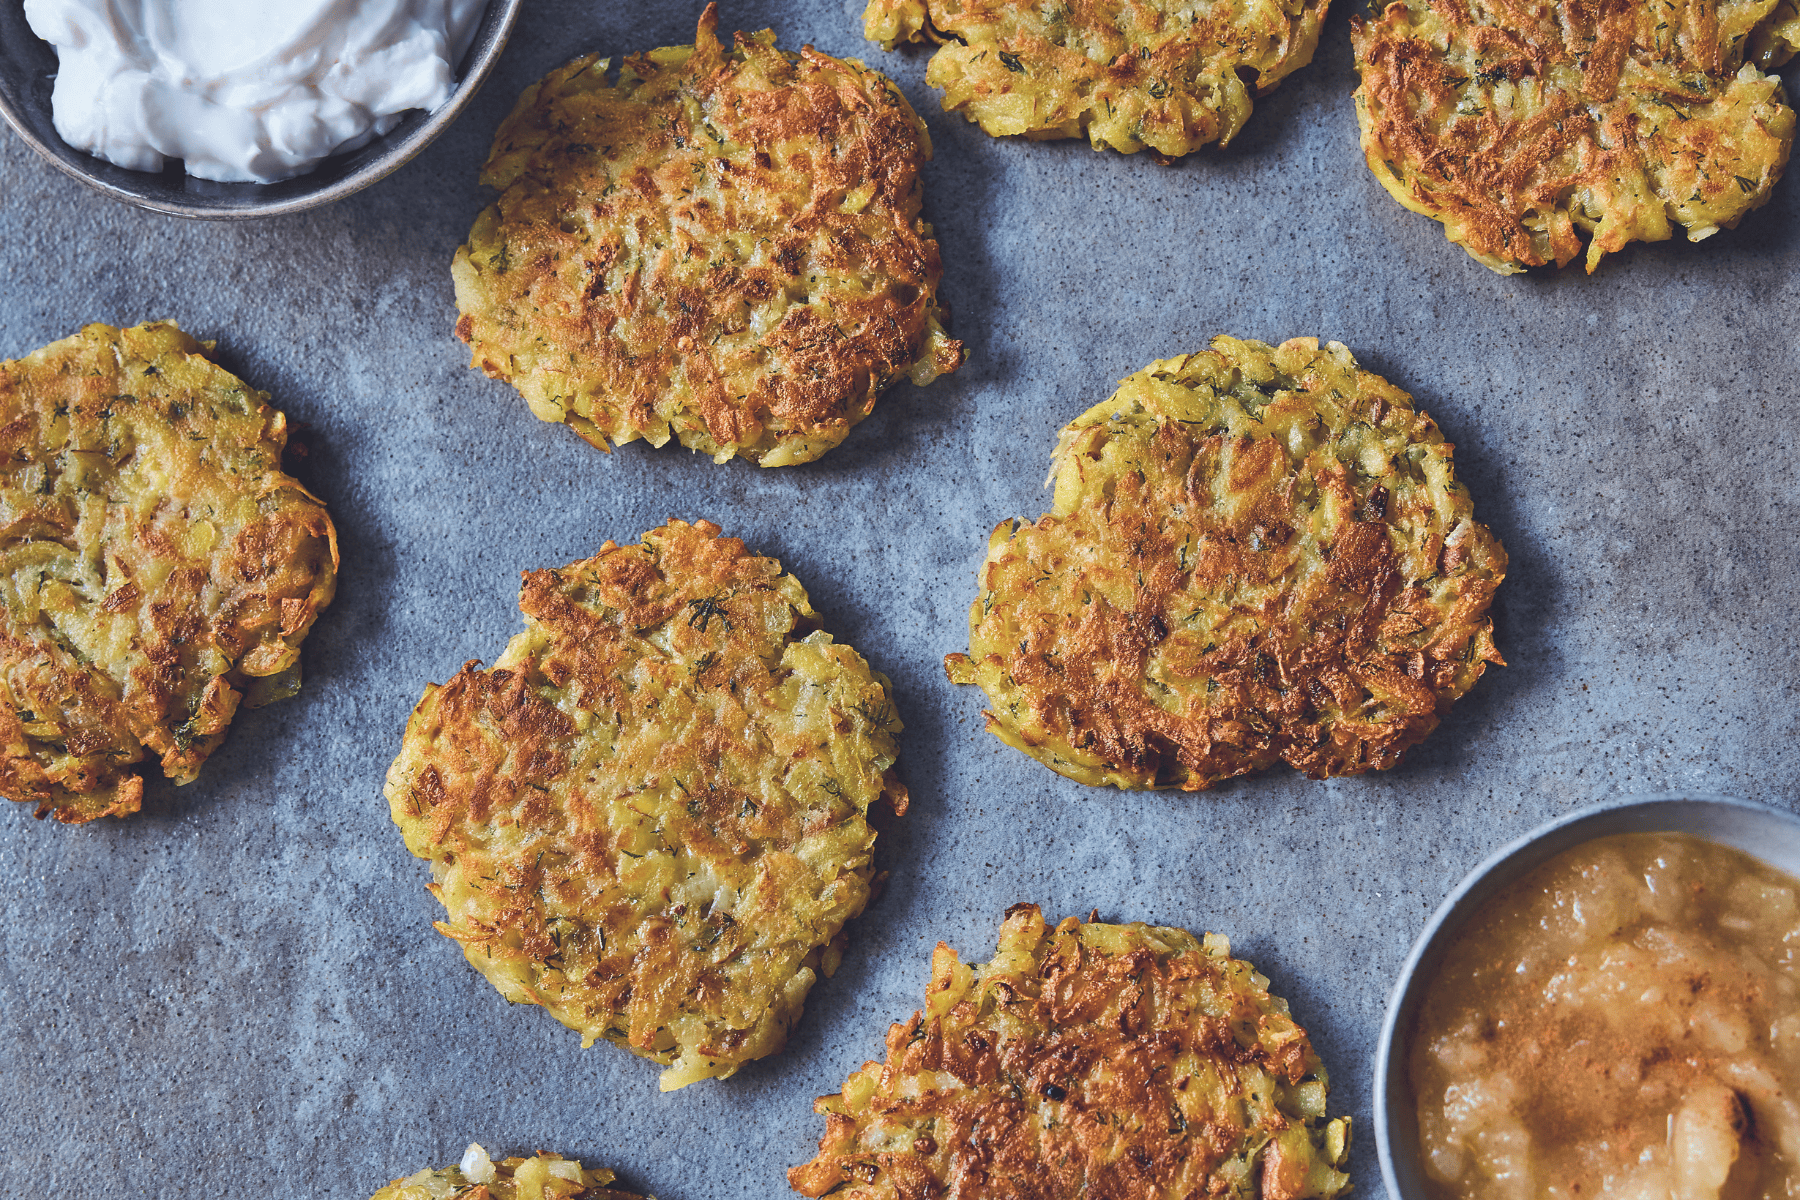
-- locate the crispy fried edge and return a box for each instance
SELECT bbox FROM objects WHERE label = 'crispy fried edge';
[452,5,964,466]
[947,336,1505,791]
[384,519,907,1087]
[1350,0,1798,272]
[0,321,338,823]
[861,0,1330,156]
[789,903,1353,1199]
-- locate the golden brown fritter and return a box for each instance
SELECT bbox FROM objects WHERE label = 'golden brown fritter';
[791,904,1353,1200]
[0,322,337,824]
[946,336,1505,791]
[371,1145,643,1200]
[862,0,1330,157]
[384,520,907,1090]
[1353,0,1798,273]
[451,4,963,467]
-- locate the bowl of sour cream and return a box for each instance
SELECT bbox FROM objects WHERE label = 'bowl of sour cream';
[0,0,521,218]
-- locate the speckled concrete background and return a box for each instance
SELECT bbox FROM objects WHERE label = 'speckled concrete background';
[0,1,1796,1196]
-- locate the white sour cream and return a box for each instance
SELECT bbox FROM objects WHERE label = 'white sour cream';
[24,0,487,183]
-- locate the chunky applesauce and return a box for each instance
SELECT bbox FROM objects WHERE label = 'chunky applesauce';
[1409,832,1800,1200]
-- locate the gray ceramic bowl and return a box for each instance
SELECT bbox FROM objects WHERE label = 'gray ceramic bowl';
[0,0,522,219]
[1373,793,1800,1199]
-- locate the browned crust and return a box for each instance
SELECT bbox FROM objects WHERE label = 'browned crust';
[1352,0,1797,271]
[453,5,962,466]
[0,322,337,823]
[384,520,905,1087]
[948,337,1506,791]
[863,0,1333,156]
[790,905,1350,1200]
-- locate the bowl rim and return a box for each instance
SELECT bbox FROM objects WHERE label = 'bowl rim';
[1372,792,1800,1199]
[0,0,523,219]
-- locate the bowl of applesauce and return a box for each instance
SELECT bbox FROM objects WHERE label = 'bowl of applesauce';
[1375,795,1800,1200]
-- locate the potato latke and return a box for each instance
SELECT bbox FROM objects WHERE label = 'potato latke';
[790,904,1353,1200]
[1353,0,1798,272]
[371,1145,641,1200]
[0,322,337,823]
[385,520,906,1089]
[862,0,1330,156]
[946,336,1505,790]
[452,4,963,467]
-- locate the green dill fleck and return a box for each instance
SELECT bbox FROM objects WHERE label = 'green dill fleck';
[851,699,897,730]
[686,593,732,632]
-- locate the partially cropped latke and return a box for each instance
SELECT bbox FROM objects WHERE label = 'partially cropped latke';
[0,322,337,823]
[947,336,1505,791]
[1353,0,1798,272]
[385,520,906,1090]
[791,904,1352,1200]
[862,0,1330,156]
[371,1144,641,1200]
[452,4,963,467]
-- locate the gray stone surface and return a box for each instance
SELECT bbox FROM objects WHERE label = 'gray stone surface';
[1,1,1796,1196]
